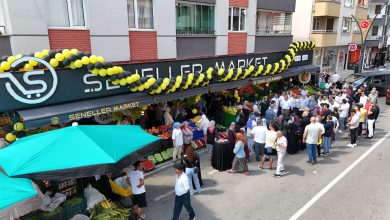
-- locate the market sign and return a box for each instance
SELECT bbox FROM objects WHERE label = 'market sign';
[0,50,313,112]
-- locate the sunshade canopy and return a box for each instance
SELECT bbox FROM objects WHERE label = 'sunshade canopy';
[0,173,38,210]
[0,125,160,180]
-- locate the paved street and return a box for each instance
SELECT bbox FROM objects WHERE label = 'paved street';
[142,98,389,220]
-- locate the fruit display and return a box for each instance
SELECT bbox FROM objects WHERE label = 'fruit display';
[89,200,132,220]
[223,106,238,116]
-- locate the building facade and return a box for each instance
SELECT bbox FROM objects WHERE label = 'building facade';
[0,0,296,62]
[292,0,369,74]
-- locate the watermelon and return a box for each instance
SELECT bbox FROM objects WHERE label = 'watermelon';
[154,153,164,163]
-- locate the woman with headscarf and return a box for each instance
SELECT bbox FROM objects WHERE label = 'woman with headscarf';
[286,116,299,154]
[199,114,209,141]
[206,120,217,160]
[227,133,249,175]
[227,122,236,163]
[181,121,193,154]
[163,107,174,125]
[246,114,257,153]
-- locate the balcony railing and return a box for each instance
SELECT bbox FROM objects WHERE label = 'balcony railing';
[176,29,215,36]
[256,26,291,35]
[0,26,5,35]
[315,0,341,3]
[311,29,336,33]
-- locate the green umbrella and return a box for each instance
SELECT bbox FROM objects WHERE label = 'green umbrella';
[0,125,160,180]
[0,172,43,219]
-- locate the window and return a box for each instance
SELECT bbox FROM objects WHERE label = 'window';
[127,0,154,29]
[341,18,351,34]
[372,26,379,36]
[344,0,353,8]
[176,2,215,35]
[228,7,246,31]
[256,11,292,35]
[47,0,85,27]
[374,5,381,14]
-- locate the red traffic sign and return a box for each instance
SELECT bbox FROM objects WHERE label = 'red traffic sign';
[349,43,357,52]
[361,21,369,29]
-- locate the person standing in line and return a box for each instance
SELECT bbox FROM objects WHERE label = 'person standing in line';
[260,124,277,169]
[172,122,184,162]
[227,133,250,175]
[303,117,323,165]
[206,120,217,160]
[127,161,147,220]
[182,147,202,195]
[246,115,257,153]
[251,120,267,162]
[323,115,334,155]
[172,163,196,220]
[273,131,288,178]
[346,109,360,148]
[366,103,378,139]
[181,121,193,154]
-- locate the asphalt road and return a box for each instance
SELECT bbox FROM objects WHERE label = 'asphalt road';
[142,98,390,220]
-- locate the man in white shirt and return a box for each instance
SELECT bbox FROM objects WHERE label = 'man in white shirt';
[273,131,288,177]
[347,109,359,148]
[172,122,184,162]
[251,120,267,162]
[172,163,196,220]
[303,117,323,165]
[127,161,146,219]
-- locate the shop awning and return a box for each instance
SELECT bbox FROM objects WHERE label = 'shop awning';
[18,64,319,129]
[18,92,154,129]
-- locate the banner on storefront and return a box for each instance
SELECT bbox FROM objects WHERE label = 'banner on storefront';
[0,51,313,112]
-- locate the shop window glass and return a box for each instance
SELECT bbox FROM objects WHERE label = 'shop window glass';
[127,0,154,29]
[47,0,85,27]
[256,11,291,35]
[229,7,246,31]
[176,2,215,35]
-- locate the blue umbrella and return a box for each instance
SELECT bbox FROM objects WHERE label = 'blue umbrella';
[0,125,160,180]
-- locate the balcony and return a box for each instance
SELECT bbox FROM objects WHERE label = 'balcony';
[355,4,368,20]
[310,30,337,47]
[313,0,341,17]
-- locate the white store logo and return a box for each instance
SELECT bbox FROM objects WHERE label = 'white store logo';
[0,57,58,104]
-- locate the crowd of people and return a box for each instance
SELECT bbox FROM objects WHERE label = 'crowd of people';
[126,74,382,220]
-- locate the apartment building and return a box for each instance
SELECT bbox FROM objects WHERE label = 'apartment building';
[292,0,368,74]
[365,0,389,67]
[0,0,296,62]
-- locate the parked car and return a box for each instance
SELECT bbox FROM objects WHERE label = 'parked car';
[386,85,390,105]
[346,70,390,96]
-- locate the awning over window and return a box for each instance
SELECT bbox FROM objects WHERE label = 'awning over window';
[18,64,319,129]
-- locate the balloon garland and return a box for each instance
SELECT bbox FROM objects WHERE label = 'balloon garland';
[0,41,315,95]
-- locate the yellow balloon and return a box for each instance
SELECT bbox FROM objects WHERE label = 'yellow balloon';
[119,78,127,86]
[24,63,34,71]
[81,56,90,65]
[1,61,11,70]
[50,59,59,67]
[97,56,105,63]
[5,133,16,142]
[55,53,65,61]
[90,55,98,64]
[70,48,79,54]
[98,68,107,76]
[29,60,38,67]
[62,49,71,58]
[34,52,43,59]
[74,60,83,68]
[42,49,49,56]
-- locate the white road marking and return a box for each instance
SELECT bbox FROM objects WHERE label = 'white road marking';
[208,169,218,175]
[153,190,175,202]
[289,132,390,220]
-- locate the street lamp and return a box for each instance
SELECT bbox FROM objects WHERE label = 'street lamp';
[352,0,390,73]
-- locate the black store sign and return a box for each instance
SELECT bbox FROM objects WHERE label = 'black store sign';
[0,51,313,112]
